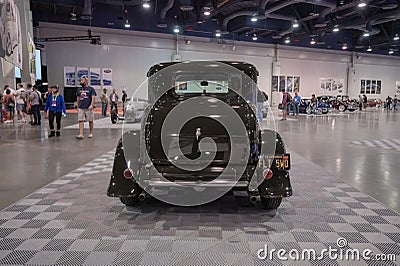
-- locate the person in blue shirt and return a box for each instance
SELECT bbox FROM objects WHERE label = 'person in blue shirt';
[75,76,96,139]
[44,85,66,137]
[292,91,301,116]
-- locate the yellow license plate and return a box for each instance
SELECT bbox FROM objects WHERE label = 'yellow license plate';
[258,154,291,170]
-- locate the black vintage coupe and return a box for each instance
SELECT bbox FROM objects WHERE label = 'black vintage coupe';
[107,61,292,209]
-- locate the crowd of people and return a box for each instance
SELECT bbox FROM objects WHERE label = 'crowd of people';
[0,84,42,125]
[1,78,130,140]
[280,91,399,120]
[100,87,128,117]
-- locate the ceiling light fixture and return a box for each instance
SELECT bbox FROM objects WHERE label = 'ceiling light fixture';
[358,1,367,7]
[367,46,372,52]
[310,38,316,45]
[293,20,299,28]
[284,37,291,44]
[124,20,131,28]
[215,31,221,37]
[142,0,150,8]
[173,26,180,33]
[251,16,258,22]
[363,31,370,37]
[394,34,399,41]
[333,25,340,32]
[252,34,258,41]
[389,49,394,54]
[342,43,348,50]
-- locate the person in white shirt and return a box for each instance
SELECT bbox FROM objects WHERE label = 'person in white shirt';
[109,88,119,115]
[15,83,27,122]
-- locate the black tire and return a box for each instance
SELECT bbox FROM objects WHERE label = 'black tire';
[338,105,346,112]
[119,196,139,206]
[260,197,282,209]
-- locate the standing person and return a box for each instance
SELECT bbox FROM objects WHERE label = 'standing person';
[363,94,368,110]
[76,76,96,139]
[386,96,392,111]
[44,85,66,137]
[30,85,42,126]
[109,88,119,115]
[100,88,108,117]
[2,88,15,123]
[310,94,318,116]
[122,88,128,116]
[281,91,288,120]
[25,84,34,123]
[393,95,398,112]
[15,83,26,122]
[358,95,363,111]
[292,91,301,116]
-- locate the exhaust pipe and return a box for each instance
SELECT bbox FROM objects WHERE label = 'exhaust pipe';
[138,192,148,201]
[249,196,258,203]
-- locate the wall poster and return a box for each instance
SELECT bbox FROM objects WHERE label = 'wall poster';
[360,79,381,95]
[0,0,23,68]
[396,81,400,95]
[279,76,286,92]
[271,76,279,92]
[287,76,293,92]
[293,76,300,92]
[320,78,344,94]
[102,68,113,89]
[77,67,89,84]
[64,66,76,87]
[89,67,101,89]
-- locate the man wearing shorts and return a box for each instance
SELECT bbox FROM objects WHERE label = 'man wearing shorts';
[76,76,96,139]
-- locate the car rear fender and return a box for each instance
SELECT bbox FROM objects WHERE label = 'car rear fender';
[254,129,292,198]
[107,130,142,197]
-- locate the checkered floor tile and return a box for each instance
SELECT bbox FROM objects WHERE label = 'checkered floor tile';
[351,139,400,151]
[0,150,399,265]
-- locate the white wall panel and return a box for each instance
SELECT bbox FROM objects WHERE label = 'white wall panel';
[37,23,400,104]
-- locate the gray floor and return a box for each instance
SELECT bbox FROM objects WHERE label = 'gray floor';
[0,114,122,210]
[0,149,399,265]
[277,110,400,213]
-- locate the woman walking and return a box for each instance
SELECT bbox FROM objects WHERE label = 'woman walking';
[44,85,66,137]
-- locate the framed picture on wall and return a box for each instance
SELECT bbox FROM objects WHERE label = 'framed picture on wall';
[64,66,76,87]
[377,80,381,94]
[293,76,300,92]
[366,80,371,94]
[102,68,113,89]
[271,76,278,92]
[361,79,381,94]
[371,80,377,94]
[279,76,286,92]
[89,68,101,91]
[287,76,293,92]
[77,67,89,84]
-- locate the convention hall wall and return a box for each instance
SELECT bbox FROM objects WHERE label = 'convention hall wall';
[38,23,400,105]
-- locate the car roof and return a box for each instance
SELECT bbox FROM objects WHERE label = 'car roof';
[147,61,259,81]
